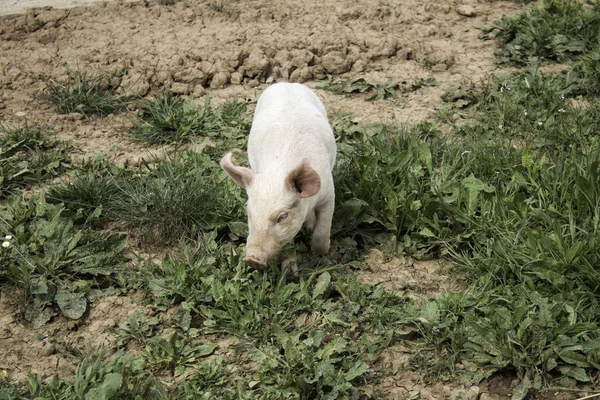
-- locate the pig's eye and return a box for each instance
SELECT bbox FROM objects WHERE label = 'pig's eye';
[276,213,288,224]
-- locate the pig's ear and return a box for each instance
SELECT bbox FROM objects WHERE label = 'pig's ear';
[220,152,254,188]
[286,158,321,198]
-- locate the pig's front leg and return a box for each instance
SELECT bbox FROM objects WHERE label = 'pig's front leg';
[303,209,316,231]
[311,199,334,255]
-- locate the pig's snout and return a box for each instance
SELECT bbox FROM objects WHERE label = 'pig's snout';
[245,237,278,270]
[243,255,268,270]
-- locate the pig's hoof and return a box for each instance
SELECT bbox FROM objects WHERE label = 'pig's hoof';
[243,255,267,270]
[282,254,298,276]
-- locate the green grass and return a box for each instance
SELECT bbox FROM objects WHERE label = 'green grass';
[48,151,245,243]
[456,68,600,152]
[44,68,132,118]
[0,349,167,399]
[36,68,599,397]
[0,124,71,199]
[142,237,386,398]
[131,92,251,145]
[564,49,600,97]
[483,0,600,65]
[1,231,409,398]
[328,63,600,395]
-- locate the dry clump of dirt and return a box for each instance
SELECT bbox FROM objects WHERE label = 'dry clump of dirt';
[369,345,522,399]
[365,370,484,399]
[0,287,146,382]
[0,0,518,162]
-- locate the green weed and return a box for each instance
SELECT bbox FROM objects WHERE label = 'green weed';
[131,92,251,145]
[143,331,218,375]
[483,0,600,65]
[44,68,131,117]
[0,124,71,198]
[0,349,166,399]
[435,84,479,111]
[0,193,128,327]
[317,76,438,101]
[112,309,160,347]
[457,69,600,152]
[409,110,600,397]
[564,49,600,97]
[328,74,600,395]
[333,122,509,256]
[141,231,407,397]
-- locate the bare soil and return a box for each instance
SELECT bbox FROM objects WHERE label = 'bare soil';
[0,0,517,162]
[0,0,537,398]
[0,287,146,382]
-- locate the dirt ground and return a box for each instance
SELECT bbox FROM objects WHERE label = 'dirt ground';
[0,0,558,398]
[0,0,518,162]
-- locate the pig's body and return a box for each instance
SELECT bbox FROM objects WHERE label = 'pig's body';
[221,83,336,269]
[248,83,336,172]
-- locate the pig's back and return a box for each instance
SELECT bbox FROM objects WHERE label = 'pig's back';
[248,83,335,172]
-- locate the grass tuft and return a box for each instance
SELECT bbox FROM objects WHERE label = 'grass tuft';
[49,151,246,243]
[209,0,230,12]
[131,92,251,145]
[44,67,131,117]
[0,124,71,198]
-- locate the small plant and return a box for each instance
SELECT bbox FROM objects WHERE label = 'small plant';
[0,349,166,398]
[0,124,71,198]
[112,310,160,347]
[317,76,438,101]
[143,331,218,375]
[0,193,128,327]
[436,84,479,111]
[209,0,230,12]
[564,49,600,97]
[131,92,251,145]
[240,331,372,399]
[44,67,131,117]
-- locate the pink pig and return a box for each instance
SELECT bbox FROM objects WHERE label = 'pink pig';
[220,82,336,269]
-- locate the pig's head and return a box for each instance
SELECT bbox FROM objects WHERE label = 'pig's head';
[220,152,321,269]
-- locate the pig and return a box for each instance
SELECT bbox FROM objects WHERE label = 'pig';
[220,82,336,270]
